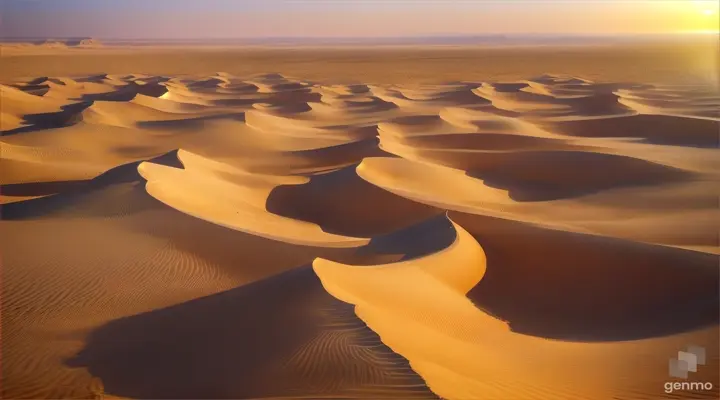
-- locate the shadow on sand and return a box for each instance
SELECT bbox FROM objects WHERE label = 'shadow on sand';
[1,150,182,220]
[452,212,720,342]
[65,267,436,399]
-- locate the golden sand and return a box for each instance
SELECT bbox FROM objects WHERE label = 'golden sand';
[1,43,718,399]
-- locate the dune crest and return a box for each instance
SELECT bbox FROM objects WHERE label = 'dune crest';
[138,150,371,248]
[2,68,717,399]
[314,216,719,400]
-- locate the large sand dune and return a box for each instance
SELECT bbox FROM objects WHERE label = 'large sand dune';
[1,46,718,399]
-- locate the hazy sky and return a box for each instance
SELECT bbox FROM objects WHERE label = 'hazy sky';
[2,0,718,39]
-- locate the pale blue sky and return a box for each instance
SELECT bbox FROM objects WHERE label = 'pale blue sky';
[2,0,718,38]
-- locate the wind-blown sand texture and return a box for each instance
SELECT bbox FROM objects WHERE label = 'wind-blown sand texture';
[1,45,719,400]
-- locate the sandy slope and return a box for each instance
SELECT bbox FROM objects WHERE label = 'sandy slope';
[1,47,718,400]
[314,216,719,399]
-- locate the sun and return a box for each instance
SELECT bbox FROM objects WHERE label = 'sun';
[699,1,719,14]
[690,0,719,15]
[685,1,720,32]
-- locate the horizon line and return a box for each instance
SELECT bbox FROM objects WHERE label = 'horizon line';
[2,32,718,41]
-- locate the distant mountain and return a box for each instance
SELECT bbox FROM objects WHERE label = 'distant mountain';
[12,37,104,47]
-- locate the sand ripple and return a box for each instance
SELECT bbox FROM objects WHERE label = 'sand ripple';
[2,72,718,399]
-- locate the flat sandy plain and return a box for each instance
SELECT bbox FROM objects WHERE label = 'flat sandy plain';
[1,39,719,399]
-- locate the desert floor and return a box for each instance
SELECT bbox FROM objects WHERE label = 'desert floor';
[1,42,719,400]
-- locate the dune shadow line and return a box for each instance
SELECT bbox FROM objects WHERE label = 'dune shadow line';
[452,212,720,342]
[65,266,437,399]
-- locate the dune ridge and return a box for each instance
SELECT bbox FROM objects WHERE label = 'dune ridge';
[314,216,719,399]
[2,69,718,399]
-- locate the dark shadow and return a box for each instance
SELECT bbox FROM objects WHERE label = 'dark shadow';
[132,82,170,98]
[0,101,92,136]
[74,74,109,83]
[251,101,314,113]
[465,150,691,202]
[74,82,167,102]
[402,132,560,151]
[18,76,51,85]
[1,180,91,197]
[185,77,227,89]
[451,212,720,342]
[482,82,530,92]
[134,113,246,130]
[79,89,138,102]
[490,92,631,118]
[260,82,311,92]
[560,92,633,116]
[141,76,173,85]
[321,124,380,140]
[325,84,371,94]
[266,163,441,238]
[529,75,592,85]
[217,83,261,94]
[539,114,720,148]
[9,83,51,96]
[356,214,457,263]
[0,150,182,220]
[248,73,288,80]
[528,76,652,92]
[65,267,436,399]
[384,114,442,126]
[207,98,264,107]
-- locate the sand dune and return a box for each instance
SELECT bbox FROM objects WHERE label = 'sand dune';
[373,83,489,111]
[66,266,437,399]
[356,156,716,252]
[473,76,639,120]
[314,215,719,399]
[616,85,720,119]
[1,48,718,400]
[2,170,434,398]
[138,150,371,247]
[0,84,79,131]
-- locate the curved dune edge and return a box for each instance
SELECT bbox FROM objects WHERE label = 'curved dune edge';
[138,150,370,248]
[1,178,436,399]
[357,156,514,212]
[615,86,720,120]
[0,83,73,131]
[312,216,718,400]
[356,157,718,253]
[2,70,718,399]
[354,156,588,235]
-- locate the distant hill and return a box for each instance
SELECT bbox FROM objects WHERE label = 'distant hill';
[33,38,103,47]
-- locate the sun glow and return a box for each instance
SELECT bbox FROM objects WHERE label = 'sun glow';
[692,0,720,15]
[683,1,720,33]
